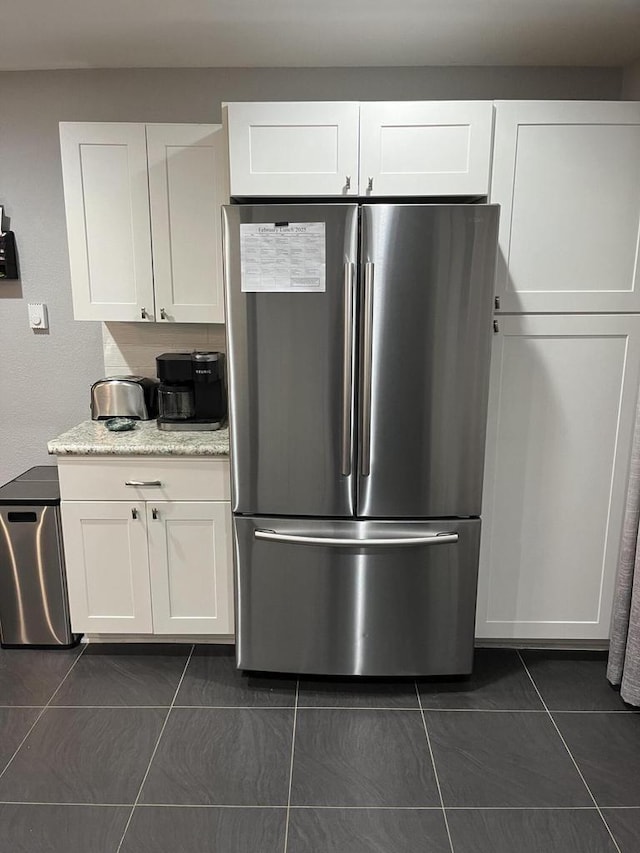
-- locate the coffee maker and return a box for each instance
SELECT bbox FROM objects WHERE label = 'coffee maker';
[156,352,226,431]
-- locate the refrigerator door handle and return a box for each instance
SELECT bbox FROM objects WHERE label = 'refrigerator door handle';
[360,261,374,477]
[254,529,459,547]
[341,262,355,476]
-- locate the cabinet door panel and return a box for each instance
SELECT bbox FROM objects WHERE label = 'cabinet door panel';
[147,502,233,635]
[491,102,640,313]
[147,124,228,324]
[477,315,640,640]
[360,101,493,196]
[59,123,155,321]
[61,501,152,634]
[227,102,359,196]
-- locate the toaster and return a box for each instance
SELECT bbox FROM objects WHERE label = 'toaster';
[90,376,158,420]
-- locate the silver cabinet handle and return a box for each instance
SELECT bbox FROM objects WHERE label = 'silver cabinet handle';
[341,262,355,476]
[345,176,351,190]
[141,307,147,320]
[152,507,159,520]
[360,262,374,477]
[255,529,458,547]
[367,177,373,192]
[160,308,168,320]
[131,507,138,519]
[124,480,162,487]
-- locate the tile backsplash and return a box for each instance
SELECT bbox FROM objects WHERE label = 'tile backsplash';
[102,322,226,378]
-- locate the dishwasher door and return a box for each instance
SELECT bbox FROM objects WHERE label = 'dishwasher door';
[234,516,480,677]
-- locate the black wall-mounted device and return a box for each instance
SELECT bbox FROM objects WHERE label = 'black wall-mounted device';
[0,207,18,280]
[0,231,18,280]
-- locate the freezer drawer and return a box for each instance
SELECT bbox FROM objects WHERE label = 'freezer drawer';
[234,516,480,676]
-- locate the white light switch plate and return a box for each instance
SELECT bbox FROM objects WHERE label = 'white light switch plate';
[28,302,48,330]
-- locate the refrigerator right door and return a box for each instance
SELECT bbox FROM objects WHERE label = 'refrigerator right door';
[358,204,499,519]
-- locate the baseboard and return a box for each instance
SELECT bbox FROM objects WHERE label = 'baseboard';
[476,639,609,651]
[83,634,235,644]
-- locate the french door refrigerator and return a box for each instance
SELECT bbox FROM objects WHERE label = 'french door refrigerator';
[222,203,499,676]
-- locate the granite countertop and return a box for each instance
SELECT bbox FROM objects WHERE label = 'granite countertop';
[48,420,229,457]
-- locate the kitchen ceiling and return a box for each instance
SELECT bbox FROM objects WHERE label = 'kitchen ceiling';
[1,0,639,70]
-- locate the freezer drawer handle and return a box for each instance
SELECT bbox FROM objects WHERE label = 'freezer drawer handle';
[341,262,355,476]
[360,261,374,477]
[125,480,162,487]
[254,529,459,547]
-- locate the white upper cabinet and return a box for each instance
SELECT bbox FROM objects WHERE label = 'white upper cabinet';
[147,124,227,323]
[227,101,494,197]
[227,102,360,197]
[491,101,640,313]
[60,122,228,323]
[59,123,155,322]
[359,101,494,196]
[476,314,640,641]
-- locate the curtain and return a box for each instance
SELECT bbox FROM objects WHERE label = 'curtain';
[607,401,640,706]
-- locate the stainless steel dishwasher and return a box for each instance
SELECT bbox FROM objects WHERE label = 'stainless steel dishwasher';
[0,466,80,648]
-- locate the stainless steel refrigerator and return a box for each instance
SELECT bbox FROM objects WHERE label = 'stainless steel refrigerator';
[222,203,499,676]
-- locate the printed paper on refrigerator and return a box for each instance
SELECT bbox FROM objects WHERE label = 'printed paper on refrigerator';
[240,222,326,292]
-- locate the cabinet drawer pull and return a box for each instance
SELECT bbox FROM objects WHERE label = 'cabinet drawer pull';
[125,480,162,487]
[131,507,138,519]
[152,507,159,520]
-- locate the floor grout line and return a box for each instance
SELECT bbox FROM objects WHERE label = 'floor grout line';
[516,651,623,853]
[172,705,298,710]
[415,681,456,853]
[115,644,195,853]
[0,644,87,782]
[1,704,635,713]
[282,680,300,853]
[2,801,636,810]
[295,706,423,712]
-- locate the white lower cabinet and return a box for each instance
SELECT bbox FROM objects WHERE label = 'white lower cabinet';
[476,314,640,641]
[62,499,233,636]
[61,501,153,634]
[147,502,233,635]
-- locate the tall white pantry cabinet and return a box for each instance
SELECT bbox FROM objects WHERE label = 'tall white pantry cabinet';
[476,101,640,641]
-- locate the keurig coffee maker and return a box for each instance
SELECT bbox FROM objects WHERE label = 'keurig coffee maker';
[156,352,226,431]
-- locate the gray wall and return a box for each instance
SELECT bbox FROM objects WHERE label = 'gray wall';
[0,65,623,483]
[622,60,640,98]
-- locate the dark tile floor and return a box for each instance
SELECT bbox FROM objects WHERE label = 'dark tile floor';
[0,643,637,852]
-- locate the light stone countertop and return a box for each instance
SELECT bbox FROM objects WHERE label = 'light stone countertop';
[48,420,229,457]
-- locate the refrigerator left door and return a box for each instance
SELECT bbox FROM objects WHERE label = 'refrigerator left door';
[223,204,359,516]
